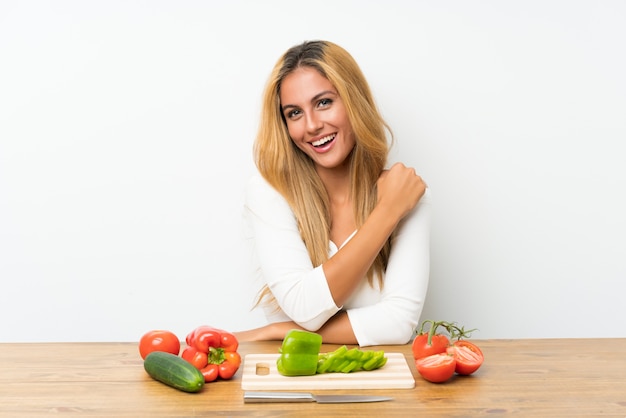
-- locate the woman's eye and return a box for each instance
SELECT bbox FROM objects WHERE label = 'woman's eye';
[287,109,301,119]
[318,98,332,108]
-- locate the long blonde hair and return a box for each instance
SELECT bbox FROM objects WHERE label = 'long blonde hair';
[253,40,393,305]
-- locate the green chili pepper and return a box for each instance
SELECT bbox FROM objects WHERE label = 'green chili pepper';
[276,329,323,376]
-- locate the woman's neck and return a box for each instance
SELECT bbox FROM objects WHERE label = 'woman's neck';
[316,163,351,205]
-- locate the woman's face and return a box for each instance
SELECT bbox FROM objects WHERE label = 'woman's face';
[279,67,355,172]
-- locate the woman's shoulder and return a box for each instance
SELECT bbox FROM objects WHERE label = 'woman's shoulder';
[245,173,289,208]
[244,173,296,226]
[246,173,278,196]
[246,172,269,191]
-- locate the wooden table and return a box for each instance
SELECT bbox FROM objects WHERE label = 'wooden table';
[1,339,625,416]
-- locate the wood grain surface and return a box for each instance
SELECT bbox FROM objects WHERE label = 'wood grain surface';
[1,339,626,416]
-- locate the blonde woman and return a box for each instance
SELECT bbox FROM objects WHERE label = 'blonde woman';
[235,40,431,346]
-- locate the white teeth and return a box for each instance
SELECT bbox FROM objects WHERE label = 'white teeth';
[312,134,336,147]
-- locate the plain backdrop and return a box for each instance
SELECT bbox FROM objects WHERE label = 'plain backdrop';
[1,0,625,342]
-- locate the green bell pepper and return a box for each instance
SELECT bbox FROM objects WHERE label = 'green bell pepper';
[317,345,388,373]
[276,329,323,376]
[276,329,388,376]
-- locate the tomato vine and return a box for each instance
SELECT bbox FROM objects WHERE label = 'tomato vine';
[417,320,477,345]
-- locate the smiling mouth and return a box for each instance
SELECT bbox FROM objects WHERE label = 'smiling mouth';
[311,133,336,147]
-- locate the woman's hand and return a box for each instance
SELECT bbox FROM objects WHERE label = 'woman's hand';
[376,162,427,221]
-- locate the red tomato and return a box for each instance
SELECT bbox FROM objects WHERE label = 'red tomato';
[447,340,484,375]
[415,353,456,383]
[138,330,180,359]
[412,333,450,360]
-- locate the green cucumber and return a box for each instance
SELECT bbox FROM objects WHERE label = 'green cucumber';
[143,351,205,393]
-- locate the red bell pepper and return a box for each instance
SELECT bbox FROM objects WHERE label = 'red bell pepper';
[181,325,241,382]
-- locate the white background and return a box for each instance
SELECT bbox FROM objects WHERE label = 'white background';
[1,0,624,342]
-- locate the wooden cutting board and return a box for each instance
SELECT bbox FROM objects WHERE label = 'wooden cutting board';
[240,353,415,390]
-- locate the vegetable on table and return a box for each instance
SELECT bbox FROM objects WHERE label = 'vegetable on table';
[182,325,242,382]
[415,353,456,383]
[447,340,484,375]
[412,320,484,383]
[317,345,387,373]
[412,328,450,361]
[139,330,181,360]
[276,329,323,376]
[412,320,475,361]
[275,329,388,376]
[143,351,205,393]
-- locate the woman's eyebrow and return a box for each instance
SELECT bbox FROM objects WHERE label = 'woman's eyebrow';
[281,103,297,112]
[311,90,336,102]
[281,90,337,112]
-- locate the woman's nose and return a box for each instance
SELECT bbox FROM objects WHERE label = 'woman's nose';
[305,112,323,133]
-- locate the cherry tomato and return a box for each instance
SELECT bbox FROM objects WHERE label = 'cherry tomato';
[447,340,484,375]
[138,330,181,359]
[412,333,450,360]
[415,353,456,383]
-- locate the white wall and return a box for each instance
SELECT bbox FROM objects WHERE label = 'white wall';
[1,0,624,342]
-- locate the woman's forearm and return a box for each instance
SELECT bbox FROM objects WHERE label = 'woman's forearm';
[235,312,357,345]
[234,321,303,342]
[323,163,426,307]
[316,311,357,344]
[322,204,399,307]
